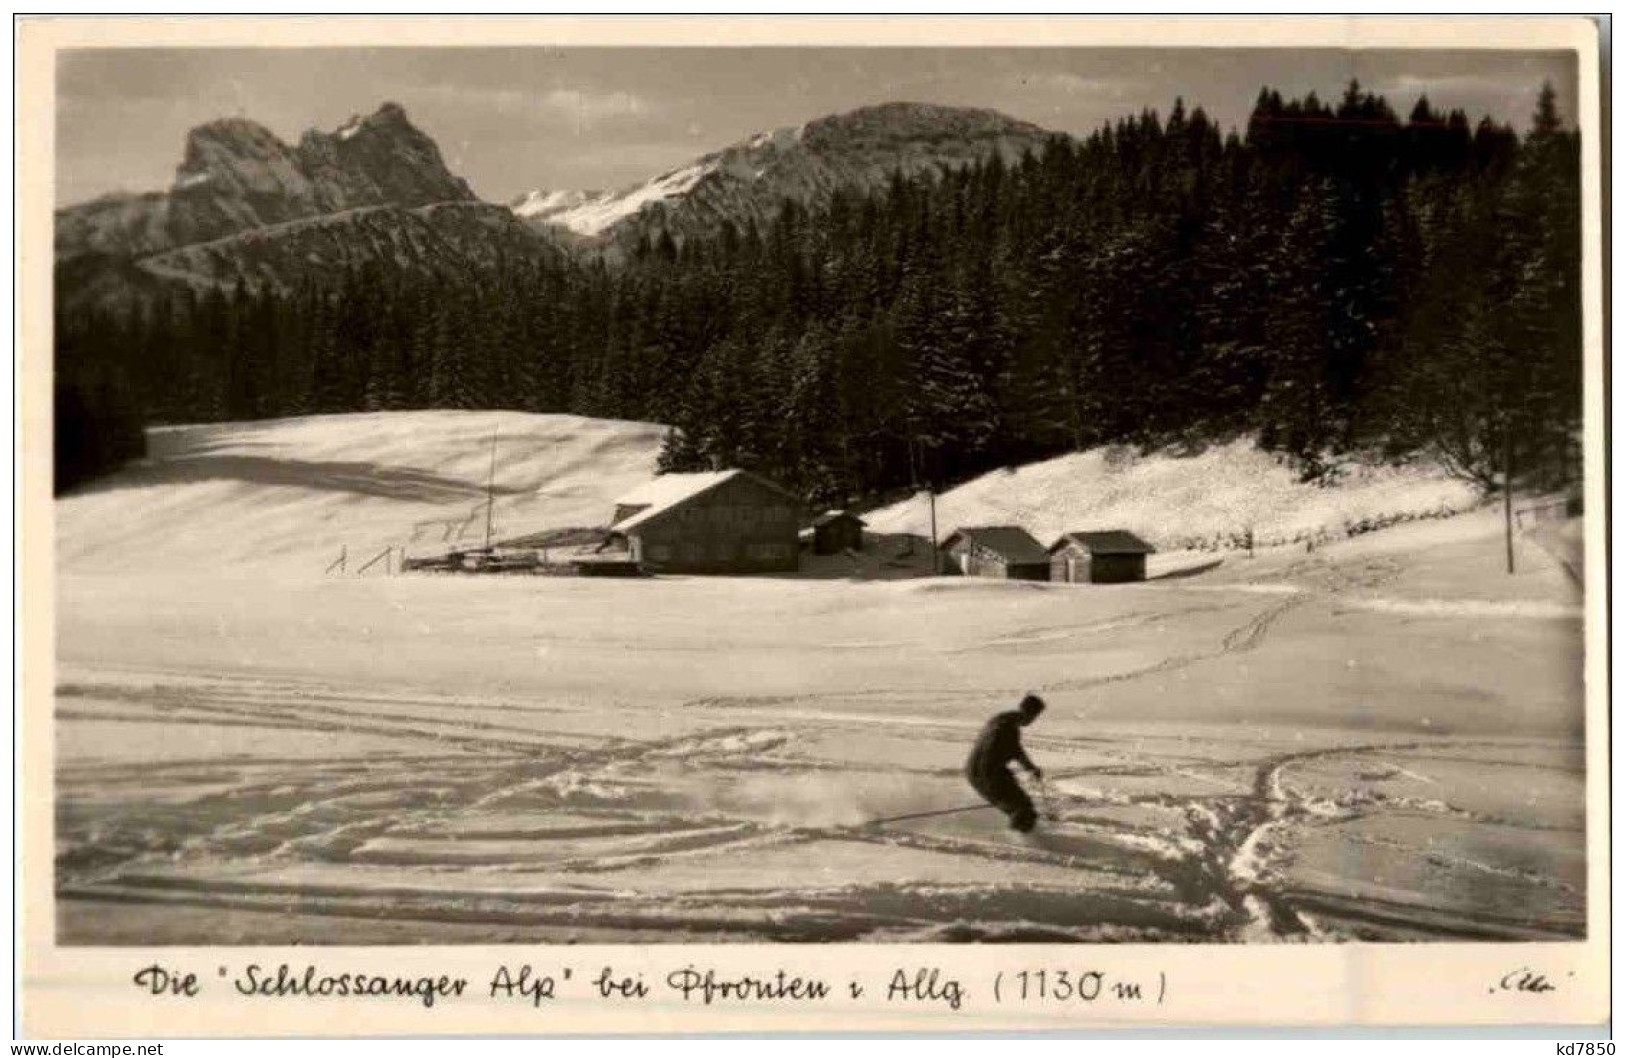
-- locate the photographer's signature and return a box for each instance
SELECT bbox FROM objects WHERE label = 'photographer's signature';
[1491,967,1566,995]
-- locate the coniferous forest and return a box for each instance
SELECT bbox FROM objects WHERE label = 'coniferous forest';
[55,83,1582,503]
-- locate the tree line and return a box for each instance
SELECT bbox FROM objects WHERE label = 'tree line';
[55,81,1581,505]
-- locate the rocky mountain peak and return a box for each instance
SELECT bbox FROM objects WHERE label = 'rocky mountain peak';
[805,100,1045,140]
[368,100,410,126]
[62,103,479,264]
[181,117,285,158]
[794,101,1053,163]
[297,103,475,209]
[173,117,306,199]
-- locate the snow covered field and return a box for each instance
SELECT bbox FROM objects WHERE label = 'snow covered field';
[53,413,1589,943]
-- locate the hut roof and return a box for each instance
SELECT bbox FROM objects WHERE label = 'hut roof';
[942,525,1049,565]
[1050,530,1157,555]
[611,469,798,531]
[811,509,866,528]
[499,525,615,550]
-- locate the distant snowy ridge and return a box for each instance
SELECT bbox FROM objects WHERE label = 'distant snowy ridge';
[518,161,718,237]
[509,188,596,220]
[508,102,1058,246]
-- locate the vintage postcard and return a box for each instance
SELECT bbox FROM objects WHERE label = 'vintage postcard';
[16,14,1609,1037]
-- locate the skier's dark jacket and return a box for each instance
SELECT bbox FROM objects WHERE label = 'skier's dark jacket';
[965,710,1036,781]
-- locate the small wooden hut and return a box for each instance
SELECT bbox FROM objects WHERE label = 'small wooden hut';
[1048,530,1156,584]
[940,526,1050,581]
[808,510,866,555]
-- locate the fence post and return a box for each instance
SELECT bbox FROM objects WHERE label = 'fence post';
[356,546,393,576]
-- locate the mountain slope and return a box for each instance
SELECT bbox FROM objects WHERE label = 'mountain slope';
[515,102,1061,248]
[55,104,560,309]
[133,200,553,290]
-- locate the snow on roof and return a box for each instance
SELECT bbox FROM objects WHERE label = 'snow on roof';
[1052,530,1156,555]
[612,469,793,531]
[811,509,866,528]
[943,525,1049,565]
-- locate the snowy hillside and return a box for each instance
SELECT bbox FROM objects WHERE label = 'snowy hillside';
[55,411,668,573]
[865,438,1482,552]
[59,416,1490,576]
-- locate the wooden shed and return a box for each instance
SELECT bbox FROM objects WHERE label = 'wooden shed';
[608,469,803,575]
[808,510,866,555]
[940,526,1050,581]
[1049,530,1156,584]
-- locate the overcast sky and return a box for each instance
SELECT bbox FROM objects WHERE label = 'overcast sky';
[56,47,1577,207]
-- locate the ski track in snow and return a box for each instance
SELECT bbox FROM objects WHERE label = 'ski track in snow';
[55,551,1584,944]
[56,675,1581,943]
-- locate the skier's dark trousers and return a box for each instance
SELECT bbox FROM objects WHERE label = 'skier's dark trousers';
[966,694,1046,832]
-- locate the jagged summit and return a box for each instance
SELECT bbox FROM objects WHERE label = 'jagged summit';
[511,101,1059,245]
[59,103,476,264]
[55,102,555,310]
[173,118,306,199]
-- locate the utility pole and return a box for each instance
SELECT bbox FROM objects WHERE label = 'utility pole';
[928,484,940,575]
[1503,426,1515,575]
[483,430,498,552]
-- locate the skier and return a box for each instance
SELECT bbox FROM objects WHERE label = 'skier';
[965,693,1047,832]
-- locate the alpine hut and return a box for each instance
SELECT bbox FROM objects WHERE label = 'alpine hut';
[1048,530,1156,583]
[607,469,803,574]
[940,526,1051,581]
[807,510,866,555]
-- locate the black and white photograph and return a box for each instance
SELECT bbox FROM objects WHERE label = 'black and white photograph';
[38,17,1600,976]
